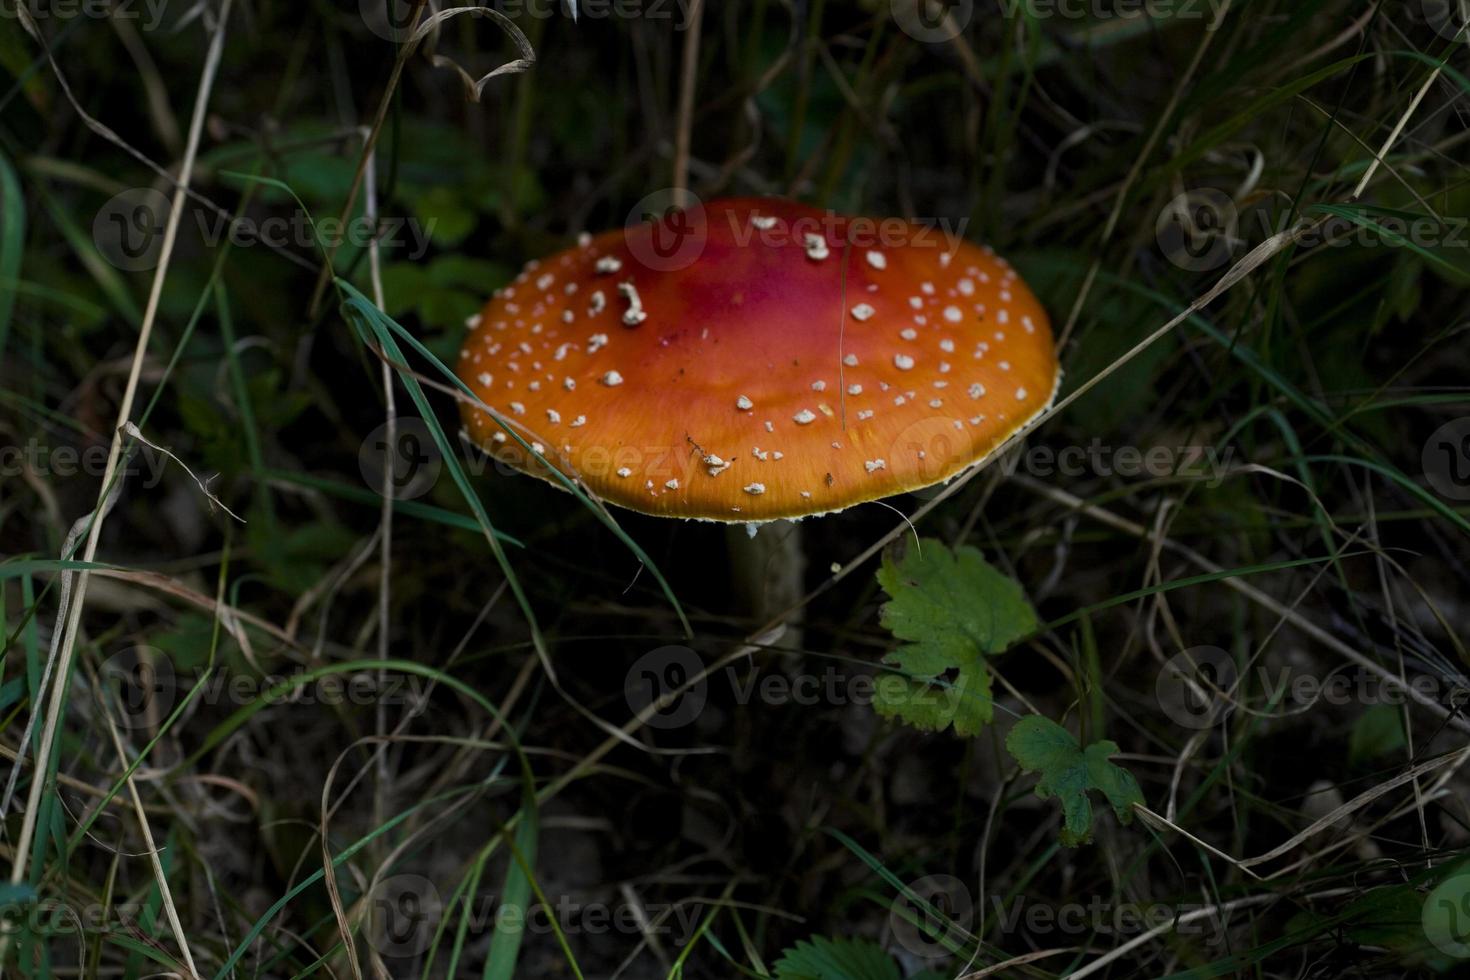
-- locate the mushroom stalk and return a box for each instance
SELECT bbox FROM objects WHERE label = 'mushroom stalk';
[726,521,805,649]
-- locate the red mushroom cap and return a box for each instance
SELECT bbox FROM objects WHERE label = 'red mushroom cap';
[456,197,1059,521]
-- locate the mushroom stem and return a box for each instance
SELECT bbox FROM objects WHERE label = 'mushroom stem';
[725,520,805,649]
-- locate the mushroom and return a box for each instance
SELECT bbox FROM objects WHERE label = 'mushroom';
[456,198,1059,629]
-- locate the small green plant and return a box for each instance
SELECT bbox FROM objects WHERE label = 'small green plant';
[873,538,1038,736]
[876,538,1142,846]
[772,935,945,980]
[1005,715,1143,846]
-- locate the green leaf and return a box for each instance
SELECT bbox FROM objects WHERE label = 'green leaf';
[0,147,23,356]
[411,185,477,248]
[874,539,1038,736]
[773,936,901,980]
[1005,716,1143,846]
[483,783,540,980]
[1349,704,1405,767]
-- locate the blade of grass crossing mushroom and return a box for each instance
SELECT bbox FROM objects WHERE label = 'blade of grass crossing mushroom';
[337,280,692,638]
[0,148,22,355]
[343,297,554,677]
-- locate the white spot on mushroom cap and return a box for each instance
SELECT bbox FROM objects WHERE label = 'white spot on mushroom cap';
[744,483,766,495]
[600,370,624,386]
[665,479,679,490]
[894,354,916,371]
[865,459,886,473]
[617,281,647,326]
[804,233,830,261]
[851,303,876,322]
[595,256,622,274]
[616,467,632,478]
[866,250,887,270]
[736,394,754,410]
[793,409,817,425]
[843,353,859,367]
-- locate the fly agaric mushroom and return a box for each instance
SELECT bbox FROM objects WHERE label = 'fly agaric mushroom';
[456,197,1059,520]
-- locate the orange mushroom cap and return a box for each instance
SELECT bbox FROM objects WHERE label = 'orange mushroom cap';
[456,197,1060,522]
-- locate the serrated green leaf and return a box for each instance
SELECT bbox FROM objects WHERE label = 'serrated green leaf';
[874,539,1038,736]
[1005,715,1143,846]
[773,936,901,980]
